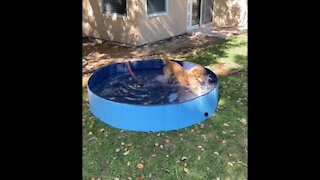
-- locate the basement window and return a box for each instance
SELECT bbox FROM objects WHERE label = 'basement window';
[146,0,168,17]
[102,0,127,16]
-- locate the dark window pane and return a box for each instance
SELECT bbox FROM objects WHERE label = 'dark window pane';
[147,0,166,14]
[104,0,127,16]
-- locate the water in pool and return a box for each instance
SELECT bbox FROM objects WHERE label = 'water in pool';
[91,69,217,105]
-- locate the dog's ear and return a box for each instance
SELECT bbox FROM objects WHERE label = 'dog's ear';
[191,68,201,76]
[191,66,206,76]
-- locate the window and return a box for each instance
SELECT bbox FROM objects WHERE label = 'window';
[147,0,167,16]
[102,0,127,16]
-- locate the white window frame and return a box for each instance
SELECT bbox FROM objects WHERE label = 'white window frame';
[101,0,128,17]
[145,0,168,17]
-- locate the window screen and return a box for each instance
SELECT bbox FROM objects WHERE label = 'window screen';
[103,0,127,16]
[147,0,166,15]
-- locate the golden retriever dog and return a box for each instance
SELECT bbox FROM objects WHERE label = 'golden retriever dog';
[161,53,206,95]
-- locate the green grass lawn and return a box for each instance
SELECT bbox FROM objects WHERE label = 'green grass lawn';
[83,33,247,180]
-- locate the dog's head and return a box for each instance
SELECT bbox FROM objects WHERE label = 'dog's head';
[189,66,206,83]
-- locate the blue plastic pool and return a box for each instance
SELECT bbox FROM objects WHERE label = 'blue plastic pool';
[88,59,219,132]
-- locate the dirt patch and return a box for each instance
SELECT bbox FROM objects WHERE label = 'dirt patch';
[82,27,246,75]
[82,34,221,74]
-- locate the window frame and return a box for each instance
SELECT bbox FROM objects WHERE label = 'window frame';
[145,0,168,17]
[101,0,128,17]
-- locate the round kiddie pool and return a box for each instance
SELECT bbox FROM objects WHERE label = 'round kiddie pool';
[88,59,219,132]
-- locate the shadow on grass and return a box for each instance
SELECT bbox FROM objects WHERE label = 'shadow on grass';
[185,37,247,66]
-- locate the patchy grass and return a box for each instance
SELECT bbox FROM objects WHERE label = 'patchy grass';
[83,33,247,180]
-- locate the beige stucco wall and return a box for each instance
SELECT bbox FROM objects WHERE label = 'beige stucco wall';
[83,0,139,45]
[83,0,246,46]
[213,0,247,27]
[136,0,188,45]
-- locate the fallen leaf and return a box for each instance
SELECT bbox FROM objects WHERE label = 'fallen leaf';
[197,145,203,149]
[222,140,226,144]
[222,131,227,134]
[238,161,248,166]
[228,162,234,166]
[165,139,171,144]
[99,128,104,132]
[157,133,161,136]
[228,153,233,157]
[114,178,119,180]
[88,132,93,135]
[181,156,187,161]
[116,148,120,152]
[223,123,229,127]
[121,142,125,146]
[183,167,189,175]
[214,152,219,155]
[197,156,201,160]
[201,134,207,140]
[200,124,205,128]
[154,142,159,147]
[160,144,164,149]
[127,162,130,166]
[151,154,156,158]
[240,118,247,125]
[123,151,130,156]
[89,124,93,128]
[216,177,220,180]
[194,126,199,131]
[91,177,95,180]
[163,168,170,173]
[136,163,144,169]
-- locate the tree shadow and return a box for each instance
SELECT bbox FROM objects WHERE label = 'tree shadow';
[184,36,247,66]
[233,54,247,69]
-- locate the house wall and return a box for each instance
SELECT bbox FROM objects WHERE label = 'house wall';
[82,0,139,45]
[136,0,188,46]
[213,0,247,27]
[82,0,247,46]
